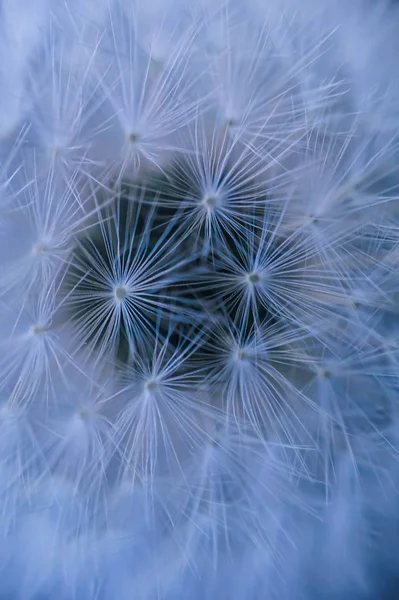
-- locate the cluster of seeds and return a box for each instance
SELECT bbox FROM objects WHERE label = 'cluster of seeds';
[0,0,398,597]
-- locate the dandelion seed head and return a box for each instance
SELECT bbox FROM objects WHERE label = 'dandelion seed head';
[224,116,238,129]
[113,284,129,302]
[233,347,250,362]
[127,131,141,144]
[246,271,261,286]
[202,193,221,208]
[201,190,225,215]
[319,367,332,380]
[29,323,46,337]
[76,407,90,420]
[0,0,399,597]
[144,378,159,392]
[31,240,50,256]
